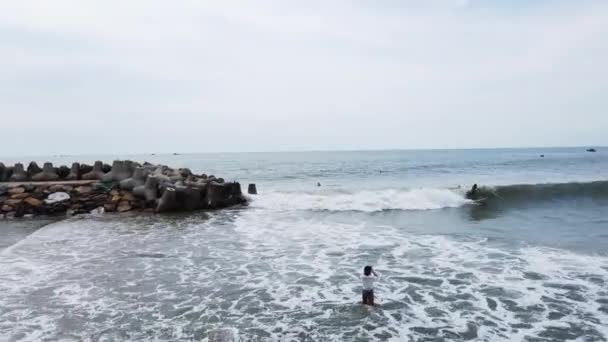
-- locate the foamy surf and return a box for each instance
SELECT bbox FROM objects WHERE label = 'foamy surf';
[250,188,471,212]
[0,207,607,341]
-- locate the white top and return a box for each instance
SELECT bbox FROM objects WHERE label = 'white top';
[361,274,378,290]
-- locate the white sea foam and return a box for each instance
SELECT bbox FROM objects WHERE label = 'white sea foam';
[251,188,470,212]
[228,210,608,341]
[0,211,606,341]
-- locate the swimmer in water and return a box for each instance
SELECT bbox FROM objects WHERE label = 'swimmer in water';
[361,265,378,306]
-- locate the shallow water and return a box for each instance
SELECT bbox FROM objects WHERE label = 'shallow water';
[1,148,607,341]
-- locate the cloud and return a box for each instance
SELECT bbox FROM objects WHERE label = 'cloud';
[1,0,607,154]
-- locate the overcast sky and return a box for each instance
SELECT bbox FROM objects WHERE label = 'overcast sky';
[2,0,607,155]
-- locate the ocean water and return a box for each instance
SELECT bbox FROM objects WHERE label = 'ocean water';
[1,148,607,341]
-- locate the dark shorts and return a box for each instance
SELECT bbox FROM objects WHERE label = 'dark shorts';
[362,289,374,303]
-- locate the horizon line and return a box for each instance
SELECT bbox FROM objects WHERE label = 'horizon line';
[0,145,604,159]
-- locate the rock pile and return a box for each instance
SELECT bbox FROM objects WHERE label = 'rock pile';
[0,160,247,218]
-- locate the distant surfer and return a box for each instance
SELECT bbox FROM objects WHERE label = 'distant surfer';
[317,182,321,187]
[466,184,478,200]
[361,265,378,306]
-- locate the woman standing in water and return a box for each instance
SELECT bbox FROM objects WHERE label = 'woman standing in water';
[361,265,378,306]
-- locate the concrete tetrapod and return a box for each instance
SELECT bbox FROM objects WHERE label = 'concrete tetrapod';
[156,187,178,213]
[57,165,70,179]
[79,164,93,177]
[102,161,121,182]
[119,167,147,191]
[32,162,60,181]
[82,161,105,180]
[206,181,244,209]
[1,166,12,182]
[133,175,159,202]
[27,162,42,178]
[65,163,80,181]
[9,163,27,182]
[175,186,203,211]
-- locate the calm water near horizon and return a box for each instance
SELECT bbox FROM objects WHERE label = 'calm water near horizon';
[1,147,607,341]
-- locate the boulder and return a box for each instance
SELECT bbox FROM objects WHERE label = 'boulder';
[130,198,146,210]
[156,187,178,213]
[0,163,5,182]
[31,162,60,181]
[248,184,257,195]
[0,185,7,196]
[26,162,42,178]
[90,207,105,215]
[119,167,147,191]
[133,176,159,202]
[48,184,64,192]
[8,187,25,195]
[120,191,136,201]
[1,204,13,212]
[102,163,112,173]
[11,193,29,199]
[9,163,28,182]
[45,192,70,204]
[117,201,132,212]
[5,199,22,206]
[82,161,105,180]
[104,203,117,212]
[65,163,80,181]
[74,186,93,194]
[57,165,71,179]
[90,194,109,204]
[24,197,43,207]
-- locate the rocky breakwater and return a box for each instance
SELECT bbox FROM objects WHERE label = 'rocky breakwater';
[0,160,246,219]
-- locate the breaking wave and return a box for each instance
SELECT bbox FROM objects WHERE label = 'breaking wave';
[474,180,608,203]
[251,188,470,212]
[251,180,608,212]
